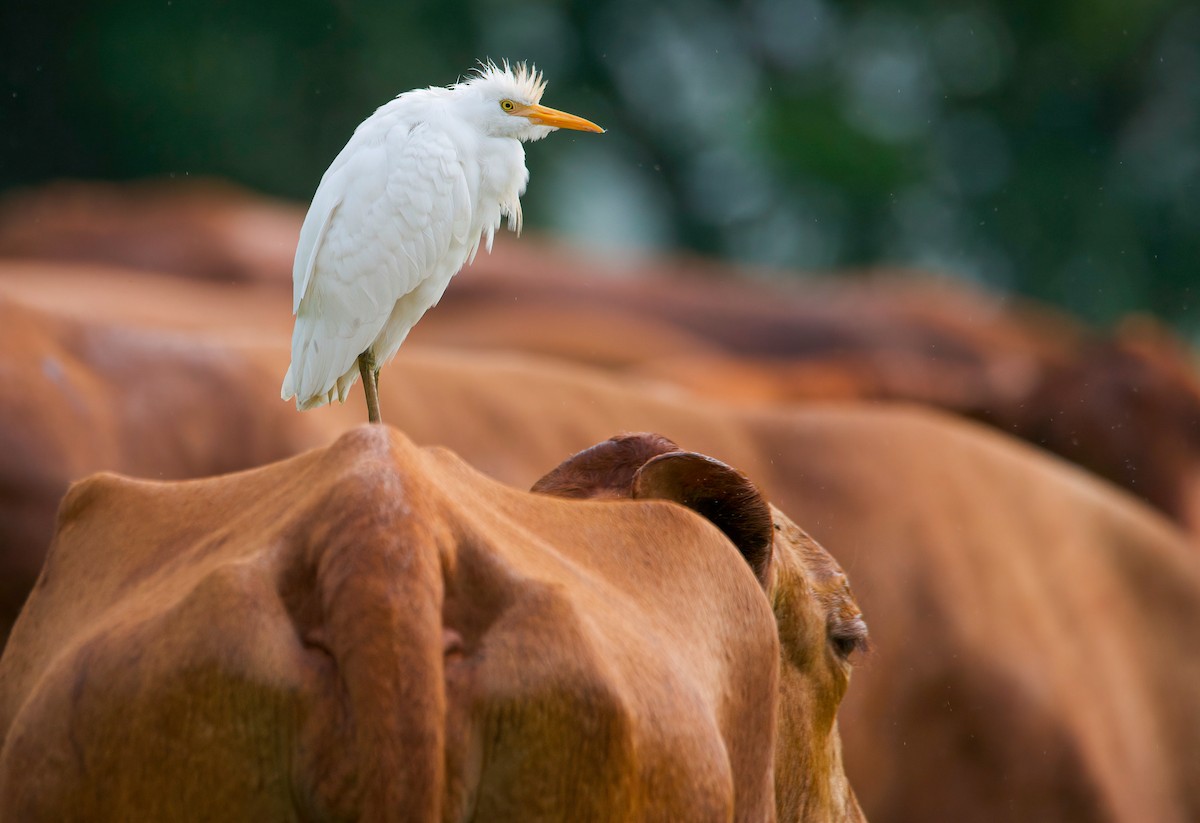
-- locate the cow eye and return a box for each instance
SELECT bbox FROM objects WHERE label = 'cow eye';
[829,616,869,661]
[831,634,860,659]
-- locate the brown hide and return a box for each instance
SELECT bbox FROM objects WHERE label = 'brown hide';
[3,181,1199,531]
[1,289,1200,822]
[534,434,868,823]
[984,318,1200,534]
[0,179,300,285]
[430,265,1200,534]
[280,354,1200,822]
[0,426,782,822]
[0,259,293,340]
[743,407,1200,823]
[0,247,1199,821]
[0,297,334,640]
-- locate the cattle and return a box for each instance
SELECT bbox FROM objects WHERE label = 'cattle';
[0,178,300,285]
[5,180,1198,533]
[3,216,1200,822]
[2,282,1199,821]
[366,349,1200,823]
[0,258,293,340]
[0,295,327,642]
[742,405,1200,823]
[977,316,1200,534]
[0,425,867,822]
[431,265,1200,534]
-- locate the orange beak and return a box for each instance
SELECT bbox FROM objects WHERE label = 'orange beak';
[517,103,605,133]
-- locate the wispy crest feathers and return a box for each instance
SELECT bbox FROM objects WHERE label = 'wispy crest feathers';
[458,59,547,104]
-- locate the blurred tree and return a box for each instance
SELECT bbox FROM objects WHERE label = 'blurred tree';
[1,0,1196,335]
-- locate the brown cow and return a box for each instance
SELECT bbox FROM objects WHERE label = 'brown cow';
[4,182,1199,531]
[431,264,1200,534]
[2,268,1200,821]
[0,178,300,285]
[0,425,867,822]
[0,296,327,640]
[300,352,1200,823]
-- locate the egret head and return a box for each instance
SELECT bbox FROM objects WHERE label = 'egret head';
[457,61,604,142]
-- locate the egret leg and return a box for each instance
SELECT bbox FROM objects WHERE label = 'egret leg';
[358,351,382,424]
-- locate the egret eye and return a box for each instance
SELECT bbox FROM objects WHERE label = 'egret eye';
[500,99,516,112]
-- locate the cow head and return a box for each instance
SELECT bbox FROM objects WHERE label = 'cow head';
[533,433,868,823]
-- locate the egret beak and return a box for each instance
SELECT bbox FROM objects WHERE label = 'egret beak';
[518,103,605,133]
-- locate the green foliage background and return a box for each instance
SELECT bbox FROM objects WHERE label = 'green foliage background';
[2,0,1197,334]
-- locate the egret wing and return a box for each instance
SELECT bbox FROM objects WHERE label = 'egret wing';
[292,129,372,314]
[292,184,340,315]
[284,117,473,405]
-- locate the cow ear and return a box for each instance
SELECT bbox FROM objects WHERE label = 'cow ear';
[632,452,774,585]
[532,433,682,499]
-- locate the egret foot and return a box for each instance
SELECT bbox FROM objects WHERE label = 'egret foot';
[358,352,382,424]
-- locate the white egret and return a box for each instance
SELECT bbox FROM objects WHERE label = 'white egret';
[281,61,604,422]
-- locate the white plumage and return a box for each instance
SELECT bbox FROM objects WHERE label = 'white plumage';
[281,61,603,417]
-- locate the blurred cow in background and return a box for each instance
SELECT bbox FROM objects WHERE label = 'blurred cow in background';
[2,179,1200,822]
[0,179,299,285]
[2,179,1198,535]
